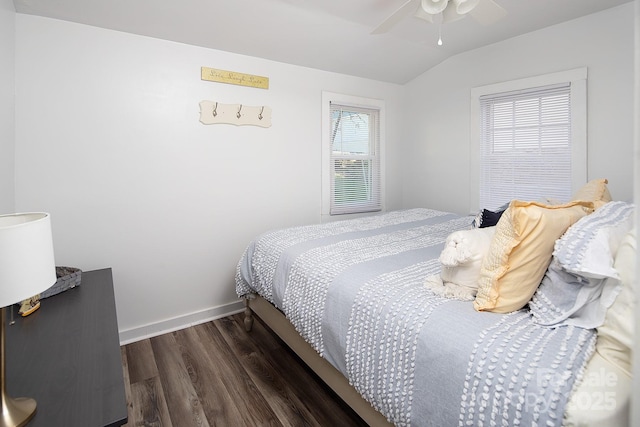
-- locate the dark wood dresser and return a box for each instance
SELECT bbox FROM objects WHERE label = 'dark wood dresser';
[5,268,127,426]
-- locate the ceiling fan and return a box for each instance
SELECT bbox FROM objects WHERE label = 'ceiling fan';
[371,0,507,35]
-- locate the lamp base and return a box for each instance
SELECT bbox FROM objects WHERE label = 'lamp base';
[1,305,37,427]
[1,394,37,427]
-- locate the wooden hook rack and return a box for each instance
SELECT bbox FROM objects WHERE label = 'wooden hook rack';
[199,101,272,128]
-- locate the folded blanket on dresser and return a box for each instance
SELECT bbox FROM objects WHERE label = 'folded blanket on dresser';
[236,208,596,427]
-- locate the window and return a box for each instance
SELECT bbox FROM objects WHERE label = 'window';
[470,69,587,211]
[322,92,385,217]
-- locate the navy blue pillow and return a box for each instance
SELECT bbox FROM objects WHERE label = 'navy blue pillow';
[472,208,506,228]
[479,209,505,228]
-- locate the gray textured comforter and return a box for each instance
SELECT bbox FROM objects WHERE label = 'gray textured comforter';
[236,208,596,426]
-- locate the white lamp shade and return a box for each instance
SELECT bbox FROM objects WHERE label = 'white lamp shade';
[0,212,56,306]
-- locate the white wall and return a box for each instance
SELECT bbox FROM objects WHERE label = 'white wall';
[400,4,635,214]
[0,0,15,214]
[12,4,636,343]
[14,15,404,342]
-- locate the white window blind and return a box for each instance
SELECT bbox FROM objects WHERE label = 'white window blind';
[479,82,572,210]
[329,103,381,215]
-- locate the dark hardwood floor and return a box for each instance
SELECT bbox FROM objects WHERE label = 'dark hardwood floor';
[121,313,369,427]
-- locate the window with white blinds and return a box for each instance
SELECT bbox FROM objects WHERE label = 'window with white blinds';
[328,103,381,215]
[479,82,573,210]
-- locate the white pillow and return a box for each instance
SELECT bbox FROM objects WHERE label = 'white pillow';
[425,227,496,300]
[554,201,634,279]
[529,201,634,328]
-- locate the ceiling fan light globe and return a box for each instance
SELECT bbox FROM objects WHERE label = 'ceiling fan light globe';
[414,7,437,23]
[421,0,449,15]
[441,5,467,23]
[453,0,481,15]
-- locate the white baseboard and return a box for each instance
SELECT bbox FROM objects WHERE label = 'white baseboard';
[119,299,245,345]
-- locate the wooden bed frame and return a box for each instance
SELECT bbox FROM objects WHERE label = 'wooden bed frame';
[243,295,393,427]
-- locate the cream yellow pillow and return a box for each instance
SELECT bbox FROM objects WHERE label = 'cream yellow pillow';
[597,228,636,376]
[474,200,593,313]
[573,178,612,208]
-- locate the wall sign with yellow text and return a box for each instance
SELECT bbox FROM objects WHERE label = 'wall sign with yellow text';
[201,67,269,89]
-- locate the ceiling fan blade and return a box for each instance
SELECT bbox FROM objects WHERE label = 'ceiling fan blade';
[469,0,507,25]
[371,0,421,34]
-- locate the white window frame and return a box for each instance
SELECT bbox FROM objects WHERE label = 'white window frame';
[469,68,588,213]
[321,91,385,220]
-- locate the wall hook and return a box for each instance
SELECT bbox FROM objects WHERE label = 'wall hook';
[199,101,272,128]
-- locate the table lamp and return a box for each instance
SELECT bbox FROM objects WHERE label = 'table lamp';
[0,213,56,427]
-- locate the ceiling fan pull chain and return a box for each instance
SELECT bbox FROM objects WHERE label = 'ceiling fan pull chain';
[438,23,443,46]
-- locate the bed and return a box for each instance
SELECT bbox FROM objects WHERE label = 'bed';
[235,181,634,427]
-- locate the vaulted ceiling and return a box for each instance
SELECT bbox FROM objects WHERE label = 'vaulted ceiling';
[13,0,633,84]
